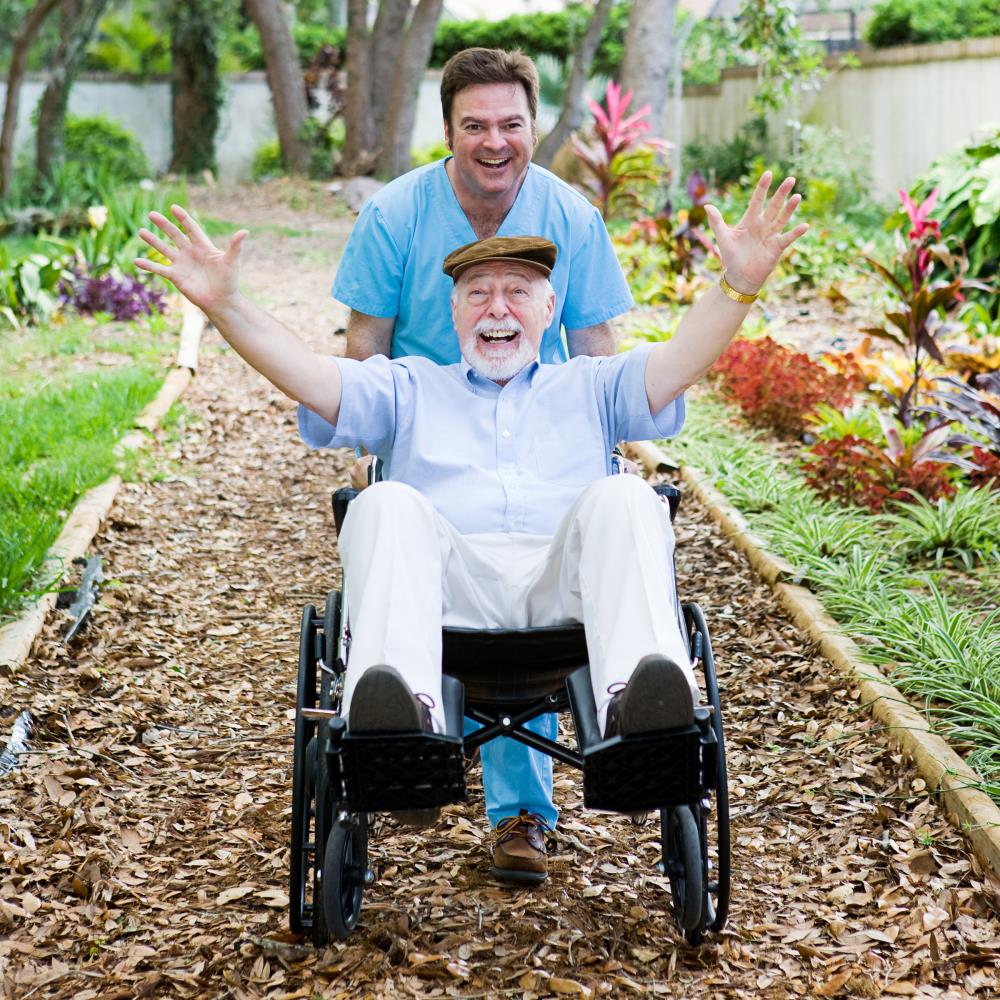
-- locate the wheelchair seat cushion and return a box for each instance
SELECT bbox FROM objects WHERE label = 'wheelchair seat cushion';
[442,624,589,708]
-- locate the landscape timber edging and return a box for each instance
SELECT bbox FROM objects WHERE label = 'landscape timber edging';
[0,302,205,676]
[681,464,1000,880]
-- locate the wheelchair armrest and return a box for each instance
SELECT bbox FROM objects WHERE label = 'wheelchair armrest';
[652,483,681,522]
[332,487,359,536]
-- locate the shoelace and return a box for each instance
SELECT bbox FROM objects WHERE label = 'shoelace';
[494,810,552,840]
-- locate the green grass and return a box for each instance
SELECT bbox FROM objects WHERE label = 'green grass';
[0,312,175,622]
[673,392,1000,794]
[199,215,310,240]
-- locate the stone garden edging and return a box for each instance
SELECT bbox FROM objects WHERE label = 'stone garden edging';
[681,464,1000,880]
[0,301,205,676]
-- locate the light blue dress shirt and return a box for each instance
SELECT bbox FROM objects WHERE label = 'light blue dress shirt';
[331,159,634,366]
[298,344,684,537]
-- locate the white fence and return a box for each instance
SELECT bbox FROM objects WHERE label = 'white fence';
[667,36,1000,196]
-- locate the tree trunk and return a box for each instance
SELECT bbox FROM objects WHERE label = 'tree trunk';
[245,0,310,174]
[0,0,62,199]
[341,0,374,173]
[534,0,614,169]
[620,0,675,119]
[374,0,444,180]
[35,0,112,185]
[168,0,221,175]
[369,0,409,142]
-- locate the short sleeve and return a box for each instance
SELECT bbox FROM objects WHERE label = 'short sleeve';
[297,356,399,454]
[331,202,404,318]
[594,345,685,443]
[561,212,634,331]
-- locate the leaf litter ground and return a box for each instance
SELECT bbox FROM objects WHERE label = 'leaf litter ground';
[2,181,999,1000]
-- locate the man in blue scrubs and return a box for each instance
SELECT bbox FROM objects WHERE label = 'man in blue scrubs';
[331,47,634,881]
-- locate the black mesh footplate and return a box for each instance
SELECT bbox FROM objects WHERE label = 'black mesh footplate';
[341,732,466,812]
[582,719,717,812]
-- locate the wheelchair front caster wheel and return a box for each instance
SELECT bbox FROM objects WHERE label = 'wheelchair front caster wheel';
[663,804,704,938]
[322,814,369,940]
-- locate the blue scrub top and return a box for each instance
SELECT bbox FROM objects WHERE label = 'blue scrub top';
[331,159,634,365]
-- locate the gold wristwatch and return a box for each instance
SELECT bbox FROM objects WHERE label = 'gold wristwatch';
[719,273,758,304]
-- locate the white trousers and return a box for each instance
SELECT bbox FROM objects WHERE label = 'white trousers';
[339,476,698,734]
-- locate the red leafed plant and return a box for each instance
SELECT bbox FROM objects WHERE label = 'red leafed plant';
[572,80,668,220]
[863,187,992,425]
[801,416,960,511]
[709,336,863,437]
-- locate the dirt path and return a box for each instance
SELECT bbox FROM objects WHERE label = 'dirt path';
[2,181,999,999]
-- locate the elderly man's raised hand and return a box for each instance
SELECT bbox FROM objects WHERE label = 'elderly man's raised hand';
[135,205,248,314]
[704,172,809,296]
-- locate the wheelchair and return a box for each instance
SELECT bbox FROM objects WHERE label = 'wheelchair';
[288,475,731,948]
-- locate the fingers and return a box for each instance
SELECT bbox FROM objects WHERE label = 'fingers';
[169,203,216,250]
[764,176,797,222]
[149,209,190,248]
[703,203,726,237]
[137,227,174,260]
[746,170,772,217]
[224,229,249,263]
[775,192,802,229]
[777,221,810,250]
[134,257,170,278]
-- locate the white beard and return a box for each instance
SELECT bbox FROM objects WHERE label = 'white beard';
[462,318,538,383]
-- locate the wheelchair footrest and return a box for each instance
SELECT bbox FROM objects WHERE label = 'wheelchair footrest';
[340,732,467,812]
[582,714,717,812]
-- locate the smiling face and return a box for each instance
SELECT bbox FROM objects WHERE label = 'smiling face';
[444,82,535,207]
[451,260,555,384]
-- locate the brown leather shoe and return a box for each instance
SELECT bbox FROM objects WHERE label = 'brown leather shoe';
[604,655,695,739]
[491,810,551,885]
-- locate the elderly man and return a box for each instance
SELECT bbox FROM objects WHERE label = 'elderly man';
[136,171,806,883]
[336,49,635,862]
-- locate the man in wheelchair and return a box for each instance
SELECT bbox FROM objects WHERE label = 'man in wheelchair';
[137,171,806,884]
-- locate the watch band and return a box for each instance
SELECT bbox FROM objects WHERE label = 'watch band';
[719,273,759,304]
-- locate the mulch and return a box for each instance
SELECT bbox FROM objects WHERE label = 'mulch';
[2,184,998,1000]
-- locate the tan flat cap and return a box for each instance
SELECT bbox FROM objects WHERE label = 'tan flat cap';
[443,236,558,280]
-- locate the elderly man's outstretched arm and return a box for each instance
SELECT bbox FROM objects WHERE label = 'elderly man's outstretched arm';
[644,172,808,414]
[135,206,344,426]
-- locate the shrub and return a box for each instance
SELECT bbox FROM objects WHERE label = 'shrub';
[865,0,1000,49]
[64,115,149,184]
[801,419,961,512]
[709,336,862,436]
[62,271,166,321]
[251,140,283,181]
[915,127,1000,314]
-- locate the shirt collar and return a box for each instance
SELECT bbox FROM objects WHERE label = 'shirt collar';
[460,358,540,393]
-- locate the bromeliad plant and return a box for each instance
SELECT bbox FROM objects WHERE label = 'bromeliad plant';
[572,80,669,220]
[863,187,991,426]
[922,372,1000,487]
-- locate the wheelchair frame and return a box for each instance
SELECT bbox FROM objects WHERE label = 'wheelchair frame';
[289,484,731,947]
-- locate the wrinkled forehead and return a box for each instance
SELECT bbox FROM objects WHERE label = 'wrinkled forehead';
[456,260,546,288]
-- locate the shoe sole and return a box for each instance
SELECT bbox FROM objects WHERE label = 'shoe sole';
[490,865,548,885]
[348,665,422,732]
[617,655,694,733]
[348,666,441,826]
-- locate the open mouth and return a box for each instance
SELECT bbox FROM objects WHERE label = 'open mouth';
[480,329,518,344]
[478,157,511,171]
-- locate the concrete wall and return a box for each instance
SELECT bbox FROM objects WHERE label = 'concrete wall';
[666,36,1000,196]
[3,37,995,189]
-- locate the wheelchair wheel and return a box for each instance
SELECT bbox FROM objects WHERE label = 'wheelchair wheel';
[290,604,320,935]
[322,813,369,940]
[683,602,731,934]
[662,804,703,937]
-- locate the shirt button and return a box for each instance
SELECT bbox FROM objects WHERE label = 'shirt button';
[501,429,511,438]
